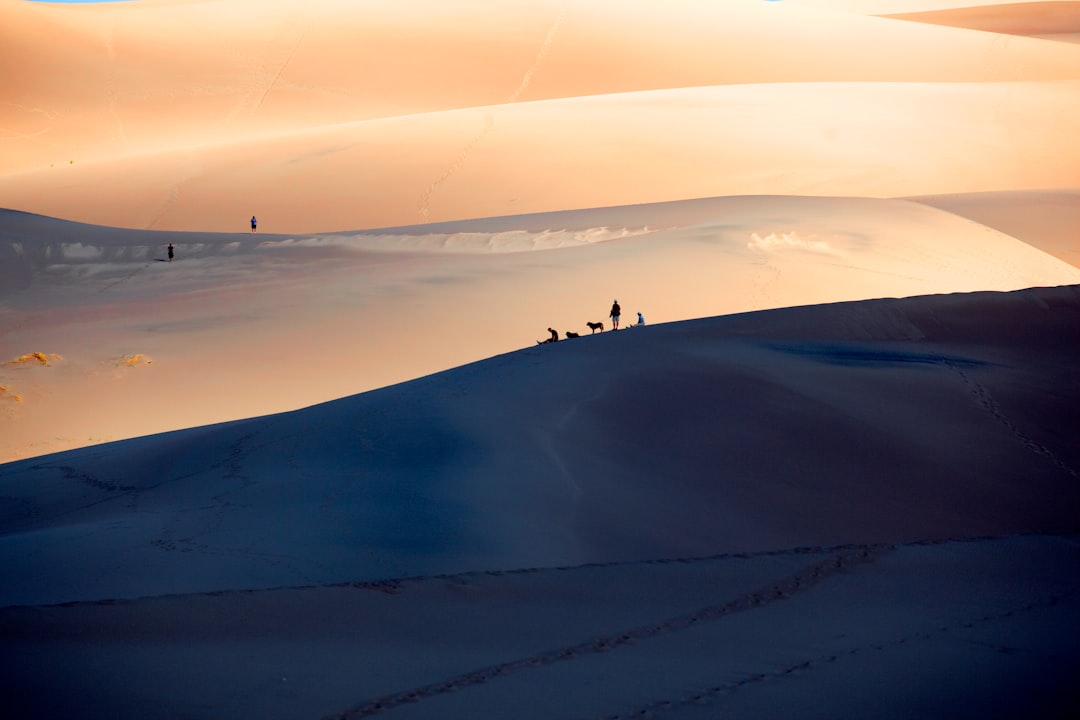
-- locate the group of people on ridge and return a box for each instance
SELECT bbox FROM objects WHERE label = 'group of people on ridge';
[538,299,645,344]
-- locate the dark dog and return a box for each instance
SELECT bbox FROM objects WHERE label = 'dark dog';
[565,331,580,339]
[586,321,604,333]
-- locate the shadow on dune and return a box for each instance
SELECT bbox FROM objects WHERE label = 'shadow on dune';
[1,285,1079,720]
[1,284,1078,606]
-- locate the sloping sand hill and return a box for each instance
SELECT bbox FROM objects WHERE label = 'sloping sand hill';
[2,285,1078,719]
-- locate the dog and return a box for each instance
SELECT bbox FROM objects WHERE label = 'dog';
[565,331,580,339]
[586,321,604,334]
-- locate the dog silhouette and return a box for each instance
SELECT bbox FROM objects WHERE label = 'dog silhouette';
[586,321,604,333]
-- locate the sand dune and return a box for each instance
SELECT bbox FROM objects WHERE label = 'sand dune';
[3,284,1079,603]
[2,537,1078,720]
[786,0,1075,12]
[4,195,1078,463]
[884,1,1080,37]
[4,79,1080,233]
[909,189,1080,268]
[1,286,1078,718]
[3,2,1080,717]
[3,0,1080,232]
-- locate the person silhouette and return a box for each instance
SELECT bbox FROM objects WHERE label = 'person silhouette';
[250,216,257,233]
[609,299,621,330]
[167,243,174,262]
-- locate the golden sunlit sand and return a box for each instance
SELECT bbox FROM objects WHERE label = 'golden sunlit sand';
[1,1,1079,718]
[883,1,1080,38]
[1,0,1077,460]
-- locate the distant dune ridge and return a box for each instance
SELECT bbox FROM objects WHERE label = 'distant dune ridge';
[2,1,1080,718]
[908,189,1080,268]
[2,194,1077,464]
[2,0,1080,231]
[883,1,1080,37]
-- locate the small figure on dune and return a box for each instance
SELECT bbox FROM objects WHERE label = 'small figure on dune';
[609,299,621,330]
[537,327,560,345]
[632,311,645,327]
[565,331,580,339]
[167,243,174,262]
[586,321,604,334]
[250,216,257,233]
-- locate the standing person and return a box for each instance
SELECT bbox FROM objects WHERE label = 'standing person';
[609,299,621,330]
[250,216,257,233]
[167,243,174,262]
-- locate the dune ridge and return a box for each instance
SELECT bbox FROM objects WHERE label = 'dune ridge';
[4,80,1080,233]
[1,286,1078,719]
[4,0,1080,231]
[3,2,1080,717]
[4,193,1079,463]
[908,188,1080,268]
[884,1,1080,36]
[2,284,1078,606]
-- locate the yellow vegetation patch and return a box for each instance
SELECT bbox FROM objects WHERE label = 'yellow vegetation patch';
[121,354,153,366]
[8,352,62,366]
[0,385,23,403]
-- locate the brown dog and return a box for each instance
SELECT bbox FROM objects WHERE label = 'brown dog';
[586,321,604,333]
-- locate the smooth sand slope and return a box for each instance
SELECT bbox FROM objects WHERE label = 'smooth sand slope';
[1,285,1078,719]
[2,3,1080,716]
[2,0,1080,231]
[3,0,1079,461]
[883,1,1080,38]
[4,79,1080,234]
[4,194,1079,463]
[909,188,1080,268]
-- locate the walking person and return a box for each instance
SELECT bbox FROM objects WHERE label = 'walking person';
[609,299,621,330]
[250,216,257,233]
[167,243,174,262]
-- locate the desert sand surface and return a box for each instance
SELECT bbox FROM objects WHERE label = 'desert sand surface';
[3,194,1079,463]
[3,0,1080,231]
[908,189,1080,268]
[2,285,1079,719]
[883,1,1080,37]
[2,0,1080,718]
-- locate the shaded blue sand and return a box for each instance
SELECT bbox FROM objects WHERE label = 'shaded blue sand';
[765,342,987,368]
